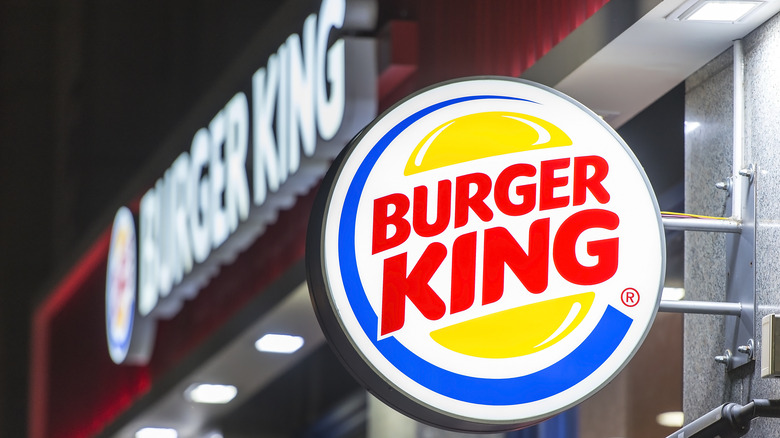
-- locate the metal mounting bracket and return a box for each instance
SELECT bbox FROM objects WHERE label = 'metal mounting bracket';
[659,166,757,371]
[723,166,757,370]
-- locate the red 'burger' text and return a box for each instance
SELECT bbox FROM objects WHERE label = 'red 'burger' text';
[371,155,619,336]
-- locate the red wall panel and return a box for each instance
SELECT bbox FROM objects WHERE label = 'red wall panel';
[31,191,316,438]
[379,0,610,109]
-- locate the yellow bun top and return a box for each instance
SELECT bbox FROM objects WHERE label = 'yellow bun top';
[404,111,573,176]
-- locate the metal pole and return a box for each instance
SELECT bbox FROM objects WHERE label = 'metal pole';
[665,400,780,438]
[732,39,745,222]
[662,216,742,233]
[659,300,742,316]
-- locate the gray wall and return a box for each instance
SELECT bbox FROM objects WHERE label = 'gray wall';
[684,11,780,434]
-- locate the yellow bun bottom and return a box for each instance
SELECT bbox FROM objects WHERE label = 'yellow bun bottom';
[430,292,594,358]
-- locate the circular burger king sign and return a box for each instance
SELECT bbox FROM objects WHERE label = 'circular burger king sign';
[307,77,665,432]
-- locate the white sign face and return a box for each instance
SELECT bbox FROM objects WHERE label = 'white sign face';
[307,77,665,431]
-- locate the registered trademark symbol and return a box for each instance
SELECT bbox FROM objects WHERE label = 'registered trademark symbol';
[621,288,639,307]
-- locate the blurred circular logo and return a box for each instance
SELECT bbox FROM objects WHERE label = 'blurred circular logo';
[307,77,665,432]
[106,206,137,364]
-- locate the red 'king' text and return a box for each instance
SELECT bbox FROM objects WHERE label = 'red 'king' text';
[371,155,620,336]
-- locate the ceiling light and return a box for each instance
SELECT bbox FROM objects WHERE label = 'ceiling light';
[684,121,701,133]
[135,427,178,438]
[184,383,238,404]
[255,333,305,353]
[657,410,685,427]
[662,287,686,301]
[667,0,765,22]
[688,1,762,21]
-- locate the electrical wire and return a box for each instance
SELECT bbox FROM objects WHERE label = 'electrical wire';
[661,211,731,221]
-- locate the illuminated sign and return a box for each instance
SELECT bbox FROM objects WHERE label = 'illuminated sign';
[105,0,376,365]
[137,0,345,319]
[106,207,137,364]
[307,77,665,431]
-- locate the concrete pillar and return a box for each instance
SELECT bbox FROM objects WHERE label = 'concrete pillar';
[367,394,418,438]
[684,11,780,436]
[366,394,505,438]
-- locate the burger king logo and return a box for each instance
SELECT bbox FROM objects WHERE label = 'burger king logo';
[106,206,138,365]
[307,77,665,432]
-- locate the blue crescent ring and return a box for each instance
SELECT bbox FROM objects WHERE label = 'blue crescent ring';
[337,94,634,405]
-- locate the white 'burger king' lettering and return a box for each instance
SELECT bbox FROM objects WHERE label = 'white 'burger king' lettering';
[107,0,347,365]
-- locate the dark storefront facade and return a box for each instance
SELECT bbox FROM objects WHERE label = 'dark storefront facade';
[27,1,611,436]
[11,0,780,437]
